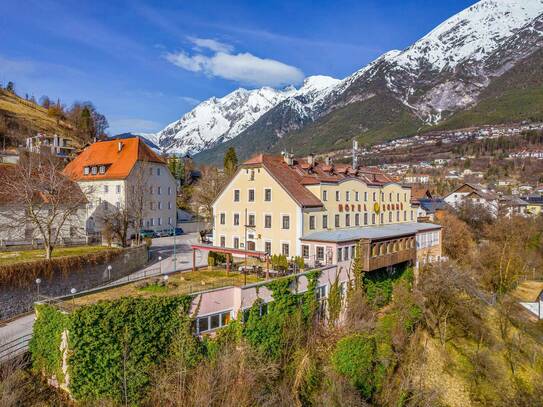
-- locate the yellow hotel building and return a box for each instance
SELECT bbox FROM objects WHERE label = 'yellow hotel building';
[212,153,433,264]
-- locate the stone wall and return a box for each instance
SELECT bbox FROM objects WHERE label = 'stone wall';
[0,245,148,320]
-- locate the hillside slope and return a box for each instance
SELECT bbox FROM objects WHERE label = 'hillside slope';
[0,90,79,147]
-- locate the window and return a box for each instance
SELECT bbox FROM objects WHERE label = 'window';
[322,190,328,201]
[234,190,240,202]
[345,213,350,227]
[282,243,290,257]
[355,213,360,226]
[264,215,272,228]
[157,186,162,195]
[149,167,153,176]
[195,311,232,334]
[168,202,172,210]
[282,215,290,229]
[309,215,315,230]
[397,193,400,202]
[220,236,226,247]
[316,246,324,261]
[351,246,355,259]
[248,214,255,227]
[335,191,340,201]
[103,185,108,193]
[388,212,392,222]
[302,245,309,258]
[372,213,376,224]
[99,165,105,174]
[150,186,154,195]
[220,213,225,225]
[264,188,272,202]
[84,167,90,175]
[380,213,384,224]
[150,218,154,226]
[337,247,342,261]
[389,192,392,201]
[373,192,376,201]
[234,213,240,226]
[91,166,97,175]
[344,248,349,261]
[355,191,359,201]
[158,201,163,210]
[322,215,328,229]
[364,191,368,201]
[346,191,350,201]
[396,211,400,222]
[335,214,340,228]
[248,189,255,202]
[250,170,255,181]
[150,202,154,210]
[364,213,368,225]
[265,241,271,254]
[410,211,414,221]
[157,168,161,176]
[158,217,162,226]
[168,186,172,195]
[168,217,172,225]
[234,237,239,249]
[403,211,406,221]
[116,185,121,194]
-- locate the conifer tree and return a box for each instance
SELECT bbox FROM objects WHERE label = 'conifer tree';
[223,147,238,177]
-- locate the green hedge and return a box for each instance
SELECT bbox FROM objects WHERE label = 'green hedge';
[29,304,70,382]
[30,295,192,404]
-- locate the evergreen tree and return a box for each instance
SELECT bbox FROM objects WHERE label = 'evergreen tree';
[5,81,15,93]
[223,147,238,177]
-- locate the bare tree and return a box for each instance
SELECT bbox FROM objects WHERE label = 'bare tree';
[190,165,227,222]
[0,152,89,259]
[127,160,152,245]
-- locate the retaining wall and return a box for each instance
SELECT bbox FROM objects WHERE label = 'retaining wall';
[0,245,148,320]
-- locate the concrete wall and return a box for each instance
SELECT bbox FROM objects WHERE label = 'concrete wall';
[0,245,148,320]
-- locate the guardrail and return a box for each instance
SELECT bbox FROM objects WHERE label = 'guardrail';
[0,333,32,363]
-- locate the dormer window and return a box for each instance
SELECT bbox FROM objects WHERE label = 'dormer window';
[91,166,97,175]
[99,165,106,174]
[84,167,90,175]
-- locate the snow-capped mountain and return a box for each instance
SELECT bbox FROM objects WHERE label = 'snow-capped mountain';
[152,75,339,155]
[154,0,543,160]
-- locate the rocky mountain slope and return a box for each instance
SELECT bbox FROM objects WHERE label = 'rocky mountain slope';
[151,75,339,155]
[154,0,543,163]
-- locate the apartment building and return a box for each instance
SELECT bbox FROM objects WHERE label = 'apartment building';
[63,137,176,235]
[212,153,417,259]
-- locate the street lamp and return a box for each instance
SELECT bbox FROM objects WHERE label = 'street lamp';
[35,278,41,298]
[158,256,162,274]
[70,288,77,307]
[107,265,112,281]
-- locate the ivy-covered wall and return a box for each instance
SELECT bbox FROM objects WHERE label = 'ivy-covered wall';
[29,295,191,404]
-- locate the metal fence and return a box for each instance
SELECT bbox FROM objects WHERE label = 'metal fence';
[0,333,32,363]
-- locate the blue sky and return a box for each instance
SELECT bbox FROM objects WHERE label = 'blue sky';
[0,0,476,135]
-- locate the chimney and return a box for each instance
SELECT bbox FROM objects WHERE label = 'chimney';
[283,151,294,166]
[307,153,315,167]
[118,141,123,152]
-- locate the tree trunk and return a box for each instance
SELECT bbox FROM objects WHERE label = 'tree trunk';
[45,244,53,260]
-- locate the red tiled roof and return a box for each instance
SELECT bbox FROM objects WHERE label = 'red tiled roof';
[240,154,401,208]
[63,138,164,181]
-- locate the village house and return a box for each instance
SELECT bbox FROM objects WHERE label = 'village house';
[25,133,76,159]
[443,183,499,216]
[0,163,88,245]
[404,174,430,184]
[63,137,176,236]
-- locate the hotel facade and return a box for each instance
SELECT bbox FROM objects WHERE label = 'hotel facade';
[212,153,441,268]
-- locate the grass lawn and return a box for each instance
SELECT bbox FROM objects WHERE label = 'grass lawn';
[70,269,263,307]
[0,245,116,266]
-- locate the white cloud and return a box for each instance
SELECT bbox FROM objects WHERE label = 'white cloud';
[166,51,304,87]
[165,40,304,87]
[188,37,233,53]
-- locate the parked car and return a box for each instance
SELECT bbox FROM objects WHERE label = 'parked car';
[173,227,184,236]
[139,229,156,238]
[155,229,171,237]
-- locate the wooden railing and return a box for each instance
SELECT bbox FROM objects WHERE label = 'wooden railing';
[366,247,416,271]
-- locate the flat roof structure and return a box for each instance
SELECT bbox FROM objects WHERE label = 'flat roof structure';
[301,222,441,243]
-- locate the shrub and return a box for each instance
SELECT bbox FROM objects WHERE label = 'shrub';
[331,333,377,399]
